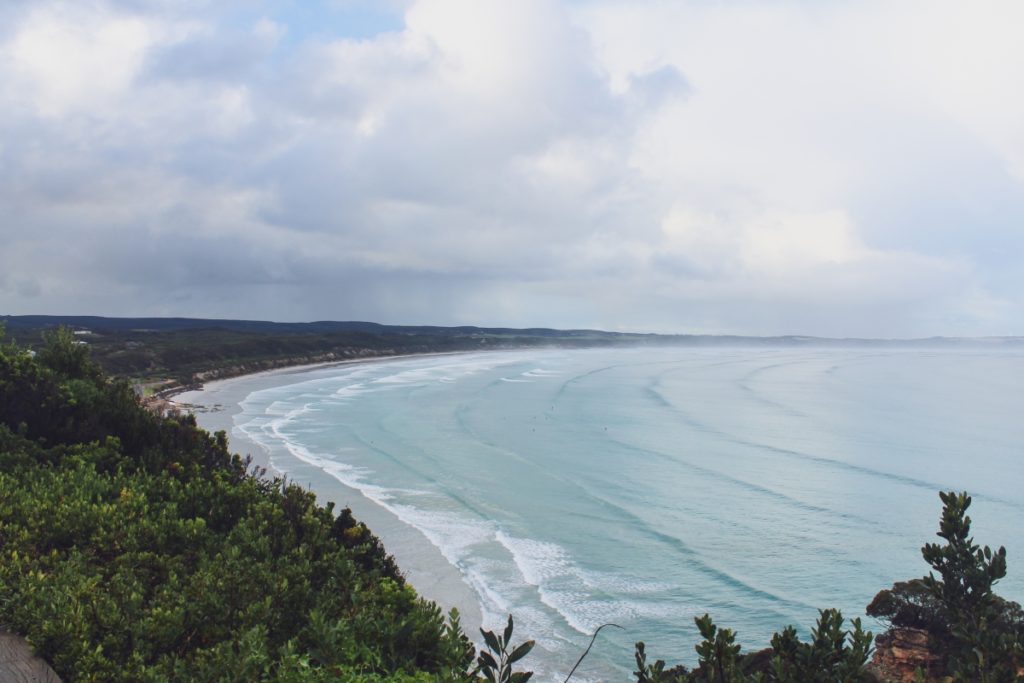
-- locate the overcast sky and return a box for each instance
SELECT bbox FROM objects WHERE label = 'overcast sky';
[2,0,1023,337]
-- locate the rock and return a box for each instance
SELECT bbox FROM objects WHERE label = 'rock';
[868,628,945,682]
[0,630,61,683]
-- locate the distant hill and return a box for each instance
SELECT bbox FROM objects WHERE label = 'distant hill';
[1,316,657,386]
[3,315,1022,390]
[0,315,624,338]
[3,314,1022,348]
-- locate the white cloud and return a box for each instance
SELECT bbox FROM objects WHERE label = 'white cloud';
[571,0,1024,333]
[5,4,167,116]
[661,207,866,276]
[653,204,970,326]
[0,0,1021,336]
[897,1,1024,184]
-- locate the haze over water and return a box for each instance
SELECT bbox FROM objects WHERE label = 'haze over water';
[218,347,1024,681]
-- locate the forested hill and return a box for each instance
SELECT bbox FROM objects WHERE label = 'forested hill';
[5,315,1024,345]
[3,315,1022,388]
[0,315,623,337]
[0,315,647,386]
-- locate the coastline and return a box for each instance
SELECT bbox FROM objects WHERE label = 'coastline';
[174,353,485,638]
[149,349,480,411]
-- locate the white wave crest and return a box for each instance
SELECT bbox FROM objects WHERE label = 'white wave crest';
[521,369,563,378]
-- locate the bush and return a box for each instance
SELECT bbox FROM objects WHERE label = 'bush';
[870,491,1023,681]
[0,330,474,681]
[630,609,873,683]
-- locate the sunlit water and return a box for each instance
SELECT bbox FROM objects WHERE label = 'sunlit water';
[224,347,1024,681]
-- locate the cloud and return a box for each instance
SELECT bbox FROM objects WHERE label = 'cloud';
[142,19,282,84]
[0,0,1022,336]
[4,3,169,117]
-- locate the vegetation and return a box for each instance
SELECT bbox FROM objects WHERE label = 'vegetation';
[627,490,1022,682]
[1,325,1021,681]
[0,326,474,681]
[0,316,651,387]
[868,492,1023,681]
[473,616,534,683]
[630,608,873,682]
[7,313,1010,391]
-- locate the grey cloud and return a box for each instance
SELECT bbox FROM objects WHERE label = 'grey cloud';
[16,280,42,298]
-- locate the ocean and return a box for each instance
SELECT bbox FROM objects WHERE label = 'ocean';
[181,347,1024,681]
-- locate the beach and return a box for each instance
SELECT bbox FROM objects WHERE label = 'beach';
[175,357,485,638]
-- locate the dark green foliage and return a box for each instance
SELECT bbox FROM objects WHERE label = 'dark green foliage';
[866,580,945,634]
[870,491,1023,681]
[634,641,669,682]
[633,640,693,683]
[632,611,871,683]
[473,615,534,683]
[923,492,1005,620]
[0,332,474,681]
[36,327,98,380]
[4,319,639,387]
[693,614,745,682]
[684,611,871,682]
[766,610,873,682]
[441,609,479,680]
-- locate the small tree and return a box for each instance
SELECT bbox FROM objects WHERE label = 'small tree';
[634,641,670,683]
[694,614,745,682]
[767,610,872,682]
[919,491,1021,681]
[37,326,95,379]
[474,615,535,683]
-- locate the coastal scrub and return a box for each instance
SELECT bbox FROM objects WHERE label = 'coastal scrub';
[0,327,474,681]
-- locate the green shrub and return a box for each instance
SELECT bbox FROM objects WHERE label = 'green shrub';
[870,492,1023,681]
[473,615,534,683]
[0,330,474,681]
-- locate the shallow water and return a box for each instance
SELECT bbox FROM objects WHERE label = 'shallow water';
[215,347,1024,681]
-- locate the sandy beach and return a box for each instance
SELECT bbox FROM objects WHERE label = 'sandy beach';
[175,356,485,637]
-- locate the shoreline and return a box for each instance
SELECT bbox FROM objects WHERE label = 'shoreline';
[152,349,481,409]
[172,350,478,477]
[173,352,486,637]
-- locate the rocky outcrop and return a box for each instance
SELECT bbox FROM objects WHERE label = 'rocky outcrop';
[868,628,944,682]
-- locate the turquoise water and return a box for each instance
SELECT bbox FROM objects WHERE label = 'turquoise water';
[228,348,1024,680]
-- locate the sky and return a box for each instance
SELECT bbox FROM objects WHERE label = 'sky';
[2,0,1023,338]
